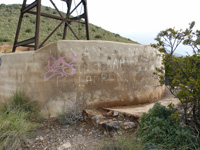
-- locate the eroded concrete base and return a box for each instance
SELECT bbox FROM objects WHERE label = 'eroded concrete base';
[104,89,180,118]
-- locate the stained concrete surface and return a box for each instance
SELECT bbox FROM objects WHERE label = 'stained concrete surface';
[105,89,180,118]
[0,40,164,117]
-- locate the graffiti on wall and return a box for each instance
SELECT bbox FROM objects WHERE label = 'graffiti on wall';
[43,46,157,90]
[44,55,78,86]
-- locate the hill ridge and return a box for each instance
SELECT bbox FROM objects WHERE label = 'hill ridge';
[0,4,138,48]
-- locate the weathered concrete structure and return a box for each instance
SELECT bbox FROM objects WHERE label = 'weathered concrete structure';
[0,40,165,117]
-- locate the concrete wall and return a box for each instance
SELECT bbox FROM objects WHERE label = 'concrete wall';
[0,40,165,117]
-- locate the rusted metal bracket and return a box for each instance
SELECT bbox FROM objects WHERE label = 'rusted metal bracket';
[12,0,90,52]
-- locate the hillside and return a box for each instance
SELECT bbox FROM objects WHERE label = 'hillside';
[0,4,138,48]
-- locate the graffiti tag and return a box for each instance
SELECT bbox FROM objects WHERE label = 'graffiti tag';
[44,55,78,86]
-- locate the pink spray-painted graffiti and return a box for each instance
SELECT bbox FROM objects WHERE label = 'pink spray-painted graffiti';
[44,55,78,86]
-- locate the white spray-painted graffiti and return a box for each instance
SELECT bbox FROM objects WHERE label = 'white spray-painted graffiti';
[44,55,78,86]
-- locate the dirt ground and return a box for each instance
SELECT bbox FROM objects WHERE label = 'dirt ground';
[23,112,138,150]
[0,45,31,53]
[22,89,179,150]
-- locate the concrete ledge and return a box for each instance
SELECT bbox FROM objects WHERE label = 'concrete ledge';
[0,40,165,117]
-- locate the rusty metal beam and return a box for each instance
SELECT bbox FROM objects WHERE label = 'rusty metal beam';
[70,13,85,21]
[83,0,90,40]
[24,45,35,48]
[40,21,64,47]
[49,0,64,18]
[23,1,37,13]
[69,1,82,16]
[65,21,79,40]
[63,0,72,39]
[15,37,35,47]
[12,0,27,52]
[13,0,90,52]
[27,11,63,21]
[35,0,41,50]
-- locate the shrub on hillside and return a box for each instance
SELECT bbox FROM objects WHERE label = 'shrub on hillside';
[0,110,37,150]
[57,98,84,125]
[152,22,200,130]
[136,103,200,150]
[25,28,32,33]
[97,136,143,150]
[0,37,10,42]
[1,90,40,121]
[0,91,39,150]
[95,35,102,39]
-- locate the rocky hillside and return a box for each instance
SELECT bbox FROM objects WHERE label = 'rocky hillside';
[0,4,138,48]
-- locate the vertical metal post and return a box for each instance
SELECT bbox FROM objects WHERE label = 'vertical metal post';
[63,21,67,40]
[83,0,90,40]
[13,0,90,51]
[12,0,27,52]
[35,0,41,50]
[63,0,72,40]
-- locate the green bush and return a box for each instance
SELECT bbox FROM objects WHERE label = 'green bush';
[25,28,31,33]
[115,33,120,37]
[97,136,143,150]
[91,28,96,32]
[0,110,37,150]
[45,7,50,11]
[57,32,62,37]
[0,91,40,150]
[136,103,200,150]
[1,90,40,121]
[95,35,102,39]
[57,99,84,125]
[0,38,10,42]
[152,22,200,129]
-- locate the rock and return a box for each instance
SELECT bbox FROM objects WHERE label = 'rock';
[39,136,44,141]
[57,142,71,150]
[35,137,40,141]
[91,115,105,127]
[42,129,50,134]
[113,111,119,117]
[123,122,135,129]
[101,121,122,132]
[44,147,48,150]
[106,111,113,116]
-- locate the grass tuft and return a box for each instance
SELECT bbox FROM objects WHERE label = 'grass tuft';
[0,90,40,150]
[1,90,40,121]
[96,135,143,150]
[0,110,38,150]
[57,98,83,125]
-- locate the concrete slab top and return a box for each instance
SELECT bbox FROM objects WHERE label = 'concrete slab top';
[104,89,180,118]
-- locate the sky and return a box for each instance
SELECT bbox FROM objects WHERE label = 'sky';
[1,0,200,55]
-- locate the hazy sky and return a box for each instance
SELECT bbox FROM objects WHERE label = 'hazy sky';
[1,0,200,55]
